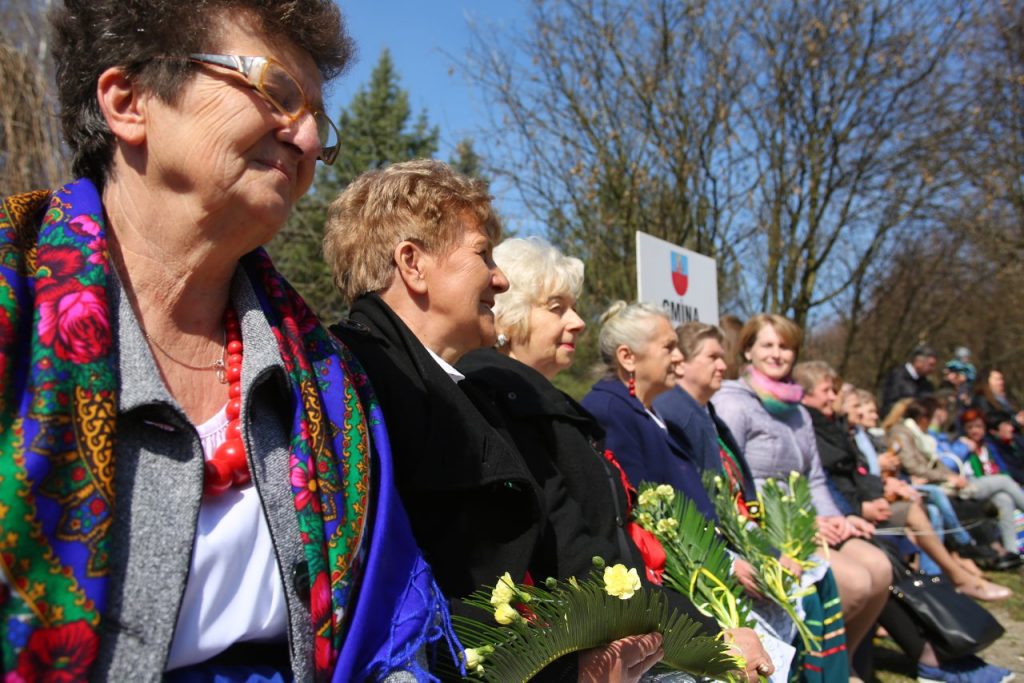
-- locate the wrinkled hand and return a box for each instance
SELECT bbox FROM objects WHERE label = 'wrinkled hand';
[900,482,921,503]
[779,554,804,579]
[816,515,845,546]
[578,633,663,683]
[861,498,891,523]
[846,514,876,538]
[724,627,775,683]
[878,451,901,473]
[733,558,764,600]
[880,475,905,501]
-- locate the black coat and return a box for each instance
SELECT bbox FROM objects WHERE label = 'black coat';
[458,349,718,633]
[332,295,542,598]
[332,295,606,599]
[881,364,935,418]
[459,349,639,568]
[807,407,884,513]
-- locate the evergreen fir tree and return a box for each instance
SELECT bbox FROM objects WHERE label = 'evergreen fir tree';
[269,49,439,318]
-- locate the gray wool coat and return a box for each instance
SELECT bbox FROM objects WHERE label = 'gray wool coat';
[93,270,314,682]
[710,379,842,517]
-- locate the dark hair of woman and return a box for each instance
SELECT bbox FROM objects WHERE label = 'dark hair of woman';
[52,0,353,183]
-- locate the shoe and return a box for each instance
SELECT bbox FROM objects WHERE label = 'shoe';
[956,578,1012,601]
[992,552,1022,571]
[918,655,1016,682]
[955,542,1000,563]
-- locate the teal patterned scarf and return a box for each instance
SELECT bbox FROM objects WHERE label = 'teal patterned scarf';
[743,366,804,416]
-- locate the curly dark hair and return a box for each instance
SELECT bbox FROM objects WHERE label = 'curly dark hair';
[51,0,354,184]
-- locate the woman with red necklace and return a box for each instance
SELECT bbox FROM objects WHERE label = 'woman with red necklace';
[0,2,454,679]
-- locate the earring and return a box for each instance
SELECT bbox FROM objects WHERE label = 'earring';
[628,371,636,397]
[496,333,509,348]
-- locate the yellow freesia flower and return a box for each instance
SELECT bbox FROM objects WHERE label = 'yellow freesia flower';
[637,489,657,507]
[656,517,679,534]
[603,564,642,600]
[655,484,675,500]
[490,572,515,606]
[494,602,520,624]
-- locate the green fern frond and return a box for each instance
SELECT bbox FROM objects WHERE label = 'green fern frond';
[443,567,736,682]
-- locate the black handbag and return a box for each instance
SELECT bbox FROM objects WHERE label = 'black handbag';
[883,546,1005,659]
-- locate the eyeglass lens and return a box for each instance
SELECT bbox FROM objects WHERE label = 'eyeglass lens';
[259,62,338,157]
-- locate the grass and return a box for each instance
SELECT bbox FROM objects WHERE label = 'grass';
[873,568,1024,682]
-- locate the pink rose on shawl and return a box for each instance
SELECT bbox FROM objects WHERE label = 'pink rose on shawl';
[86,238,107,265]
[68,215,101,238]
[36,280,111,365]
[36,245,84,279]
[63,215,107,264]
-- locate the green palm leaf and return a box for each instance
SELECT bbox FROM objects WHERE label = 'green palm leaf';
[703,472,821,651]
[635,482,754,631]
[440,565,736,682]
[759,472,818,565]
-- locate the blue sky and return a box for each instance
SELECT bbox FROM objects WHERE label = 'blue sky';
[328,2,534,227]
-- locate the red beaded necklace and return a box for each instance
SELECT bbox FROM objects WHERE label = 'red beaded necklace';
[204,308,251,495]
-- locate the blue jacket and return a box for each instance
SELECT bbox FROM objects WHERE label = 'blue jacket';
[581,379,716,519]
[654,386,759,507]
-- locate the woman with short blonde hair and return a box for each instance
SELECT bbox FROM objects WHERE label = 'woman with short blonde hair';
[323,159,500,304]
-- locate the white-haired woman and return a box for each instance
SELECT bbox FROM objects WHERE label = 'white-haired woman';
[459,241,774,683]
[580,303,714,504]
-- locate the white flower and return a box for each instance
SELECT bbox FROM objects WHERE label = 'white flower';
[656,518,679,535]
[464,647,490,674]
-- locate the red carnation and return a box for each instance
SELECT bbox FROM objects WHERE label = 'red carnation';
[36,246,84,279]
[16,621,98,682]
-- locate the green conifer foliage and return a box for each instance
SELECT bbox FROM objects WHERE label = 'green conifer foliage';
[268,49,439,319]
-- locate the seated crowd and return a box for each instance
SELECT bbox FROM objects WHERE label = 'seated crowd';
[6,2,1017,679]
[316,160,1021,682]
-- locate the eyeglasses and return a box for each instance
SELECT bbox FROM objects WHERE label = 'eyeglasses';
[188,53,339,165]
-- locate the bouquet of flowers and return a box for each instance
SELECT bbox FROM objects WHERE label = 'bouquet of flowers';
[633,483,754,632]
[704,471,820,650]
[444,557,737,682]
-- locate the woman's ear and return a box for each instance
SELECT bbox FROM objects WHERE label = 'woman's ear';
[96,67,147,146]
[393,241,429,295]
[615,344,636,373]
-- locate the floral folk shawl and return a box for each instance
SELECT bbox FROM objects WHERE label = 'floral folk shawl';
[0,179,456,681]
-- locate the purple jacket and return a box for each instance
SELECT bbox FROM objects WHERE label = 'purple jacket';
[710,379,842,517]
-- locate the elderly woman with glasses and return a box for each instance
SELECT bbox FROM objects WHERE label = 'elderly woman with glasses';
[0,2,453,680]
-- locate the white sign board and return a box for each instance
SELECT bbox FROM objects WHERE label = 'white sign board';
[636,231,719,325]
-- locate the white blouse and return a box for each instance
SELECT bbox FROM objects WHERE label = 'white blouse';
[165,407,288,670]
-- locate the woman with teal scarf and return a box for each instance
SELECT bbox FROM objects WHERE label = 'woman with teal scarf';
[0,1,456,680]
[711,314,889,682]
